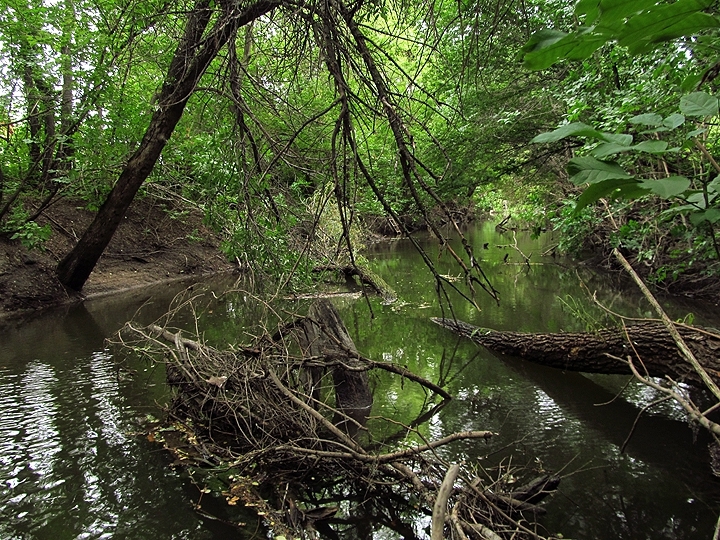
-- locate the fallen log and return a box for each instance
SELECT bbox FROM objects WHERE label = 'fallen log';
[313,263,397,303]
[431,318,720,389]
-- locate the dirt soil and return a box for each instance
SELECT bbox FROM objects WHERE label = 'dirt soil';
[0,196,237,316]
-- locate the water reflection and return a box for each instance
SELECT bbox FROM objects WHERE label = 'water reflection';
[1,224,718,539]
[357,225,720,539]
[0,283,258,539]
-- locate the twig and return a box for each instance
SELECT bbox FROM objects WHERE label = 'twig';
[609,352,720,436]
[432,463,460,540]
[619,396,673,453]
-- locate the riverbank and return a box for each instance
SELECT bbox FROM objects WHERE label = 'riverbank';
[0,196,237,316]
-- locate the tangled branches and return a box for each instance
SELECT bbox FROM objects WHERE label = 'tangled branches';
[115,297,559,539]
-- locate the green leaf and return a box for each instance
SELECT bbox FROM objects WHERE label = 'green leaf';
[617,0,720,54]
[662,114,685,129]
[532,122,616,143]
[684,191,707,208]
[689,208,720,225]
[568,156,633,185]
[705,209,720,223]
[632,140,669,153]
[638,176,691,198]
[523,30,606,70]
[640,127,670,134]
[575,0,599,24]
[686,127,708,138]
[591,139,667,157]
[705,208,720,223]
[707,176,720,193]
[591,142,633,158]
[660,203,698,217]
[603,132,634,145]
[596,0,663,26]
[682,73,703,92]
[629,113,663,126]
[679,92,719,117]
[575,178,642,212]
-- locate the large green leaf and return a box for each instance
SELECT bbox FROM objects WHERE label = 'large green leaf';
[524,0,718,69]
[707,176,720,193]
[705,209,720,223]
[523,30,607,70]
[575,0,600,24]
[603,132,634,145]
[575,178,642,212]
[591,142,633,158]
[633,140,669,153]
[616,0,719,54]
[591,139,667,157]
[690,208,720,225]
[638,176,691,198]
[679,92,719,117]
[663,114,686,129]
[568,156,633,185]
[629,113,663,126]
[532,122,604,143]
[596,0,663,26]
[686,127,709,138]
[531,122,632,144]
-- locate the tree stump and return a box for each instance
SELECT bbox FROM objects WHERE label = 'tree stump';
[300,299,373,433]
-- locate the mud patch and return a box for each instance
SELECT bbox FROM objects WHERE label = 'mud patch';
[0,196,236,315]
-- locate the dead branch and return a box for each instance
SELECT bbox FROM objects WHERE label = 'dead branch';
[114,298,556,539]
[433,464,461,540]
[612,248,720,401]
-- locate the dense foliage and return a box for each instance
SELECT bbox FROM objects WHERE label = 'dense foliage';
[1,0,719,294]
[523,0,720,293]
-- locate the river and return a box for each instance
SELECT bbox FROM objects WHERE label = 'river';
[1,222,719,539]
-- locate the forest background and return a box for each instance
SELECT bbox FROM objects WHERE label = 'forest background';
[2,0,720,307]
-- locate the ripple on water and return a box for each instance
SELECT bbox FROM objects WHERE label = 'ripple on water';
[0,353,142,538]
[0,361,64,535]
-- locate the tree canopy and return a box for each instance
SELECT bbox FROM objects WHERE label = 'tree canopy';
[2,0,720,297]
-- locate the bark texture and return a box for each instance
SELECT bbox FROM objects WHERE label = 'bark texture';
[300,299,373,430]
[432,318,720,389]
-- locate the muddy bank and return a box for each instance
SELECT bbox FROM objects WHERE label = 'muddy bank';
[0,196,237,316]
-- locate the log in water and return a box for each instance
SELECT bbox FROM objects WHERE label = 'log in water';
[431,318,720,389]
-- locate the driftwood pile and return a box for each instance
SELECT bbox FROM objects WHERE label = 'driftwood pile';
[118,298,559,539]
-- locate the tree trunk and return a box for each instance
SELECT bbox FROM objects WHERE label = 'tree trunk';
[432,318,720,389]
[56,0,278,291]
[300,299,373,433]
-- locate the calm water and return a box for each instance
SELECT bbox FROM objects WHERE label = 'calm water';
[1,222,719,539]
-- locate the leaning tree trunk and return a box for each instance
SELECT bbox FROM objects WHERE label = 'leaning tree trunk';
[56,0,278,291]
[432,318,720,389]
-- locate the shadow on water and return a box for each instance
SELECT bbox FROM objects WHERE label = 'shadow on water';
[358,224,720,539]
[495,353,719,535]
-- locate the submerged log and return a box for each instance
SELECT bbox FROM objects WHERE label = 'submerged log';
[431,318,720,389]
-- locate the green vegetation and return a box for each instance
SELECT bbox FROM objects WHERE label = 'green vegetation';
[524,0,720,293]
[1,0,719,296]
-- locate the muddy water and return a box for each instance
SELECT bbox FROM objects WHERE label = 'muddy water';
[1,223,719,539]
